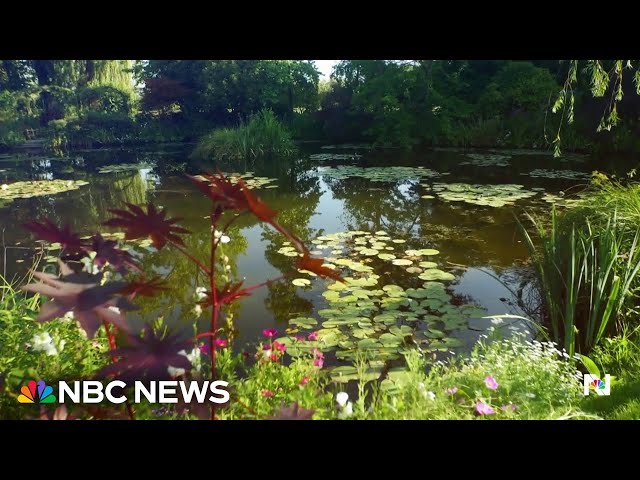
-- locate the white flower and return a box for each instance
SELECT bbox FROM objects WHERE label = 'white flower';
[338,401,353,419]
[426,391,436,400]
[62,311,75,321]
[193,304,203,316]
[214,230,231,244]
[31,332,58,356]
[195,287,207,301]
[1,184,8,190]
[262,349,272,360]
[336,391,349,408]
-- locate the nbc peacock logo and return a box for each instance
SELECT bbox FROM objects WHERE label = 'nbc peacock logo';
[583,374,611,396]
[18,380,57,404]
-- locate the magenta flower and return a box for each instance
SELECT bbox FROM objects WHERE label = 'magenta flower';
[261,390,274,397]
[307,331,318,341]
[446,387,458,395]
[263,344,271,351]
[476,401,495,416]
[295,335,306,342]
[262,328,278,338]
[269,353,279,362]
[198,343,211,355]
[312,348,325,368]
[484,375,499,390]
[299,376,310,386]
[500,404,517,412]
[214,338,228,348]
[273,341,286,352]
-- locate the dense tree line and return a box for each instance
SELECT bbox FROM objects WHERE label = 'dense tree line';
[1,60,640,153]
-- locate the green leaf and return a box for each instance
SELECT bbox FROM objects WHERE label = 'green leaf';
[580,355,601,378]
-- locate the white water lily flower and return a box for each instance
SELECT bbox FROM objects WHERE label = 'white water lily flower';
[336,391,349,408]
[1,184,8,190]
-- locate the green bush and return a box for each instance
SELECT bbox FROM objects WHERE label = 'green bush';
[192,109,296,162]
[520,205,640,356]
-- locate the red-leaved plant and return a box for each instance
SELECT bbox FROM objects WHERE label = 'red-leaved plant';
[22,170,342,420]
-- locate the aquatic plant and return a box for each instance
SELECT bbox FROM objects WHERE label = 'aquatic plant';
[191,109,296,162]
[519,208,640,356]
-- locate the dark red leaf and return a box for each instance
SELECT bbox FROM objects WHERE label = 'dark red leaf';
[96,325,193,384]
[23,220,87,254]
[120,276,169,298]
[91,234,140,273]
[103,203,190,250]
[238,178,278,223]
[297,252,344,282]
[21,261,135,338]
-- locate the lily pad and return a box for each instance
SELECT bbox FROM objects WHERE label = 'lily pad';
[292,278,311,287]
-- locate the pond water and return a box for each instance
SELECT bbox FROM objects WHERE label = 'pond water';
[1,144,637,372]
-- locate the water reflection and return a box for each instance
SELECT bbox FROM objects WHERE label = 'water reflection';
[2,144,633,348]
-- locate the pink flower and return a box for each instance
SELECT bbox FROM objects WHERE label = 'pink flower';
[261,390,274,397]
[484,375,499,390]
[500,404,517,412]
[446,387,458,395]
[263,344,271,351]
[270,353,279,362]
[273,341,286,352]
[299,376,310,386]
[476,401,495,416]
[262,328,278,338]
[214,338,228,348]
[312,348,325,368]
[295,335,306,342]
[307,331,318,341]
[198,343,210,355]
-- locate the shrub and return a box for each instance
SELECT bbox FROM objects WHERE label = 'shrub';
[191,109,296,162]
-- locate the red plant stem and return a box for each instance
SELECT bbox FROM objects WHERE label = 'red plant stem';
[168,239,211,276]
[102,320,135,420]
[210,207,219,421]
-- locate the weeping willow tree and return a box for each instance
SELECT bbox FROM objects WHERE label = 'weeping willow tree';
[87,60,135,94]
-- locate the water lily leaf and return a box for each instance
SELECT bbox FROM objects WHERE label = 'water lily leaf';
[419,269,456,281]
[292,278,311,287]
[418,261,438,269]
[290,317,318,328]
[406,267,423,274]
[391,258,413,266]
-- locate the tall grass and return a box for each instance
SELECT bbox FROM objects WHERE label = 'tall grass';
[520,208,640,356]
[191,109,296,162]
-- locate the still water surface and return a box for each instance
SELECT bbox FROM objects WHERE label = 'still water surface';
[1,144,634,356]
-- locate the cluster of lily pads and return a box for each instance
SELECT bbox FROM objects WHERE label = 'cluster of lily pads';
[192,172,278,190]
[275,230,487,382]
[0,179,89,207]
[316,165,449,182]
[524,169,591,180]
[459,153,511,167]
[98,163,154,174]
[425,183,538,208]
[309,153,363,162]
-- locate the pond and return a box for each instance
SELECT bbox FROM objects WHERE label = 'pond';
[0,144,634,373]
